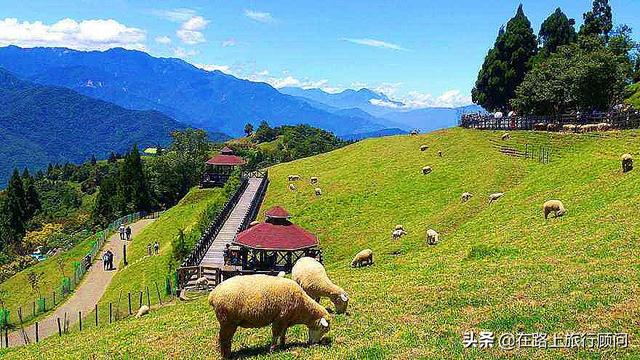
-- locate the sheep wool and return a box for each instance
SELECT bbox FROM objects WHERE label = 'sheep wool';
[543,200,566,219]
[209,274,330,359]
[292,257,349,314]
[315,187,322,196]
[461,192,473,203]
[310,176,319,184]
[422,166,432,175]
[488,192,504,204]
[289,183,296,191]
[426,229,439,245]
[420,145,429,151]
[136,305,150,318]
[288,175,301,181]
[501,133,510,141]
[351,249,373,267]
[622,153,633,173]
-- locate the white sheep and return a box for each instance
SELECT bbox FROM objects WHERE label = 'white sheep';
[289,183,296,191]
[394,224,405,231]
[314,187,322,196]
[136,305,149,318]
[195,276,209,290]
[422,166,432,175]
[209,275,330,358]
[501,132,510,141]
[426,229,439,245]
[351,249,373,267]
[288,175,301,181]
[622,153,633,173]
[562,124,576,132]
[461,192,473,203]
[438,150,443,157]
[292,257,349,314]
[310,176,318,184]
[277,271,286,278]
[420,145,429,151]
[392,229,407,240]
[543,200,567,219]
[488,192,504,204]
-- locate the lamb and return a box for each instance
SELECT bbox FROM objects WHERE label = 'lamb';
[195,276,209,290]
[292,257,349,314]
[437,150,443,157]
[351,249,373,267]
[289,183,296,191]
[420,145,429,151]
[136,305,149,318]
[622,153,633,173]
[461,192,473,203]
[310,176,318,184]
[392,229,407,240]
[543,200,567,219]
[288,175,301,181]
[426,229,439,245]
[422,166,432,175]
[501,132,510,141]
[488,192,504,204]
[209,275,331,358]
[314,187,322,196]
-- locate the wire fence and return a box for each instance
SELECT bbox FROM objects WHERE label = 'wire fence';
[0,211,163,331]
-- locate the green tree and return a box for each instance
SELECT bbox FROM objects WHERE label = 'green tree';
[472,5,538,111]
[253,121,278,143]
[92,171,121,226]
[3,169,27,252]
[244,123,254,137]
[580,0,613,42]
[119,145,152,213]
[21,169,41,220]
[539,8,576,55]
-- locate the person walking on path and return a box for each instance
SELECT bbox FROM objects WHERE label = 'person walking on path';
[125,226,132,241]
[119,224,126,240]
[147,243,152,256]
[102,252,109,270]
[153,241,159,255]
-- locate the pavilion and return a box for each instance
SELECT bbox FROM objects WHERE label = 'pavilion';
[201,146,246,188]
[232,206,322,273]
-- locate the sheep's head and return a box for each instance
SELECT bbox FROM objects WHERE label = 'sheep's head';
[557,209,567,217]
[333,293,349,314]
[308,317,330,344]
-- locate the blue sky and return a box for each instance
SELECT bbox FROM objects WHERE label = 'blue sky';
[0,0,638,108]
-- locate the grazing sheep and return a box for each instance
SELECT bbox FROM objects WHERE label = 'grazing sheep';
[488,192,504,204]
[420,145,429,151]
[597,123,611,131]
[547,123,559,132]
[314,187,322,196]
[392,229,407,240]
[351,249,373,267]
[310,177,318,184]
[288,175,301,181]
[289,183,296,191]
[533,123,546,131]
[394,224,405,231]
[209,275,330,358]
[543,200,567,219]
[426,229,439,245]
[410,129,419,136]
[136,305,149,318]
[562,124,577,132]
[195,276,209,290]
[422,166,432,175]
[501,132,510,141]
[461,192,473,203]
[622,153,633,173]
[437,150,443,157]
[292,257,349,314]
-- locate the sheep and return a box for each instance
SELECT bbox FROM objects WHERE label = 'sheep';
[543,200,567,219]
[437,150,443,157]
[461,192,473,203]
[195,276,209,290]
[547,123,559,132]
[533,123,546,131]
[420,145,429,151]
[314,187,322,196]
[394,224,405,231]
[562,124,576,132]
[488,192,504,204]
[596,123,611,131]
[351,249,373,267]
[409,129,419,136]
[292,257,349,314]
[622,153,633,173]
[288,175,301,181]
[136,305,149,318]
[426,229,439,245]
[209,275,330,358]
[277,271,286,278]
[392,229,407,240]
[289,183,296,191]
[501,132,510,141]
[422,166,432,175]
[310,176,318,184]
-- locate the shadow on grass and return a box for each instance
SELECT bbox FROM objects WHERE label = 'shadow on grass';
[233,338,332,359]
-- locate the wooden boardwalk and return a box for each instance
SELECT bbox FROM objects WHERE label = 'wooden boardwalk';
[199,177,263,267]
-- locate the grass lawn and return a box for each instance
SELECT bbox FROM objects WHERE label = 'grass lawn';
[2,128,640,359]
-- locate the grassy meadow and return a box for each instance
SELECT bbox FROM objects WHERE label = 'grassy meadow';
[2,128,640,359]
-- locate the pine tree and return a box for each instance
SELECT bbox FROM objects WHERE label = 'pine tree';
[539,8,577,54]
[92,173,119,226]
[472,5,538,112]
[580,0,613,42]
[120,145,152,213]
[3,169,27,251]
[21,169,40,220]
[244,123,254,137]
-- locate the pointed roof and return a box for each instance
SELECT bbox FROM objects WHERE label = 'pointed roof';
[206,146,246,166]
[265,206,290,219]
[220,146,234,155]
[234,222,318,251]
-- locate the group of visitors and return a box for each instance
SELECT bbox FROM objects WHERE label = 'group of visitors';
[102,250,114,270]
[147,241,160,256]
[118,224,132,241]
[223,244,241,266]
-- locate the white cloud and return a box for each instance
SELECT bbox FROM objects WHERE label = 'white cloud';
[195,63,231,72]
[244,10,274,23]
[155,35,171,44]
[176,15,209,45]
[370,89,472,109]
[174,47,197,58]
[221,38,236,47]
[0,17,146,51]
[152,8,197,22]
[343,38,408,51]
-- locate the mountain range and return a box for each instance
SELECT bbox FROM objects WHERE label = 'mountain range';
[0,68,184,186]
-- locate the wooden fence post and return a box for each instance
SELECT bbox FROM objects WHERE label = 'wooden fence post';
[146,287,151,308]
[53,291,56,306]
[79,311,82,331]
[139,291,143,308]
[109,303,112,324]
[95,304,98,326]
[57,318,62,336]
[35,322,39,342]
[128,293,132,315]
[155,282,163,305]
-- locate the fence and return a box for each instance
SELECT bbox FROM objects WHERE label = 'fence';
[0,211,162,331]
[460,109,640,131]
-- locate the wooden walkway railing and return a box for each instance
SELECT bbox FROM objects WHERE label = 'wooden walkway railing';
[460,110,640,130]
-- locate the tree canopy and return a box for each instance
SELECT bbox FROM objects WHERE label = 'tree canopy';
[539,8,577,55]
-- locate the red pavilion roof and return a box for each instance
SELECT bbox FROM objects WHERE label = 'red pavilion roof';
[234,222,318,251]
[265,206,290,219]
[206,154,246,166]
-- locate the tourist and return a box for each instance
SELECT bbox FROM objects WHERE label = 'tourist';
[118,224,125,240]
[153,241,159,255]
[102,252,109,270]
[125,226,132,241]
[147,243,152,256]
[223,244,230,265]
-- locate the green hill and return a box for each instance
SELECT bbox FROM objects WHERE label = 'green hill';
[2,128,640,359]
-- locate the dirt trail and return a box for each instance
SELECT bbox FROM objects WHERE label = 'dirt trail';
[7,219,155,347]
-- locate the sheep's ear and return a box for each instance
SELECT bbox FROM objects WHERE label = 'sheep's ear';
[320,317,329,328]
[340,293,348,302]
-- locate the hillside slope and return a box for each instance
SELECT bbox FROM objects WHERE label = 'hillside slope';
[2,128,639,359]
